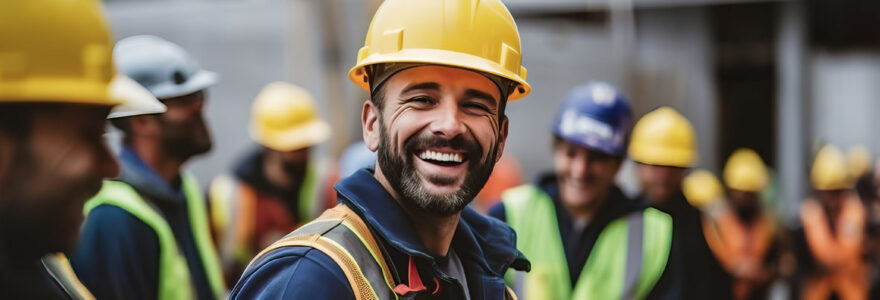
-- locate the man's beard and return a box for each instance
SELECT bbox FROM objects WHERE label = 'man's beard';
[376,121,500,216]
[0,143,102,262]
[158,115,212,160]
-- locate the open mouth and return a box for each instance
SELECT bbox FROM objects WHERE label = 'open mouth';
[416,149,466,167]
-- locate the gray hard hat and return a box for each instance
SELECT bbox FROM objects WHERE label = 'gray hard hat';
[114,35,218,99]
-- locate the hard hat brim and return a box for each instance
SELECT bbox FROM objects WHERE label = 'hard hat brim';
[348,48,530,101]
[150,70,218,99]
[629,143,696,168]
[251,119,331,152]
[108,75,167,119]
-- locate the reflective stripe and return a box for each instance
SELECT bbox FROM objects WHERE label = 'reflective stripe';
[41,253,96,300]
[622,211,644,300]
[246,205,398,300]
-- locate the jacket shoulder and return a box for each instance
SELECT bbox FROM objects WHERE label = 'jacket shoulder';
[230,246,354,299]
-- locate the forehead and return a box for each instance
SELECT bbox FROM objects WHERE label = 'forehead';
[383,65,501,101]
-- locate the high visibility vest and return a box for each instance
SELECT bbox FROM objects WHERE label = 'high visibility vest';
[208,163,320,268]
[501,185,672,300]
[800,195,868,300]
[84,174,225,300]
[703,204,776,300]
[244,204,518,300]
[41,253,95,300]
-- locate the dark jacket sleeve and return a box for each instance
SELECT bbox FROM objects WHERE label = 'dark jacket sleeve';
[487,202,507,222]
[229,246,355,299]
[71,205,160,300]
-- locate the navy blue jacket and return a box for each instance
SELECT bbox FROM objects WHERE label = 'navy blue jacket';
[230,169,529,299]
[71,147,215,300]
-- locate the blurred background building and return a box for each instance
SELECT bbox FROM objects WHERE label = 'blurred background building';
[102,0,880,226]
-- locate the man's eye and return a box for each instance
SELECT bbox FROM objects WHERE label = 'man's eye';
[464,102,489,112]
[408,96,433,104]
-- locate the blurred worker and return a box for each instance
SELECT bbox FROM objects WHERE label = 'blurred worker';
[208,82,331,286]
[793,145,867,300]
[704,148,779,300]
[0,1,123,298]
[683,169,724,210]
[230,0,531,298]
[489,82,674,299]
[473,153,523,214]
[630,106,731,299]
[71,36,225,300]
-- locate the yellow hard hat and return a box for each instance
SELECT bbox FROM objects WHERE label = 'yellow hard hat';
[723,148,768,192]
[108,75,167,119]
[847,145,872,179]
[0,0,120,106]
[683,169,723,208]
[811,144,852,191]
[250,82,331,152]
[349,0,530,101]
[629,106,697,168]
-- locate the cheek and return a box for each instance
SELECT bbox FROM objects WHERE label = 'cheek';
[465,118,499,153]
[553,152,572,176]
[389,111,426,147]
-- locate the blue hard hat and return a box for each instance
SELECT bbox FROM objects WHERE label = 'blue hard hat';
[551,82,633,157]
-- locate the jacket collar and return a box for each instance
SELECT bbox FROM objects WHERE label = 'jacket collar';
[117,146,185,204]
[333,168,529,276]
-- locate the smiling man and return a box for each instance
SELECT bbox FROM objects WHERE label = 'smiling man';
[229,0,530,299]
[0,0,122,298]
[490,83,674,299]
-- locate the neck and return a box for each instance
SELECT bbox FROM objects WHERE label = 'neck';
[562,195,605,223]
[129,138,184,184]
[373,165,460,257]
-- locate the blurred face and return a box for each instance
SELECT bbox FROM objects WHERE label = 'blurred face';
[636,163,686,206]
[727,188,760,219]
[157,90,212,159]
[266,146,310,178]
[553,139,622,212]
[817,189,846,213]
[0,104,118,259]
[364,65,508,216]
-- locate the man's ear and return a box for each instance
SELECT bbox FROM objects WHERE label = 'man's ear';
[362,100,380,152]
[495,116,509,163]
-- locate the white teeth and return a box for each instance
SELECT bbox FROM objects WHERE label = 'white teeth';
[418,150,463,163]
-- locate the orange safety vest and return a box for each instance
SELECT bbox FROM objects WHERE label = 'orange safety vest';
[800,194,867,300]
[703,204,776,300]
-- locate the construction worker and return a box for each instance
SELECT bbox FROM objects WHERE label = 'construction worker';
[704,148,779,300]
[71,36,225,300]
[793,145,867,300]
[208,82,331,286]
[230,0,530,298]
[683,169,724,210]
[489,82,674,299]
[630,106,731,299]
[0,1,124,298]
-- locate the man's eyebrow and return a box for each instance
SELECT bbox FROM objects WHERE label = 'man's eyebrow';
[401,82,440,94]
[464,89,498,108]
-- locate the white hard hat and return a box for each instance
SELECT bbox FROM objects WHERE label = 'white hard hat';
[108,75,167,119]
[114,35,217,99]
